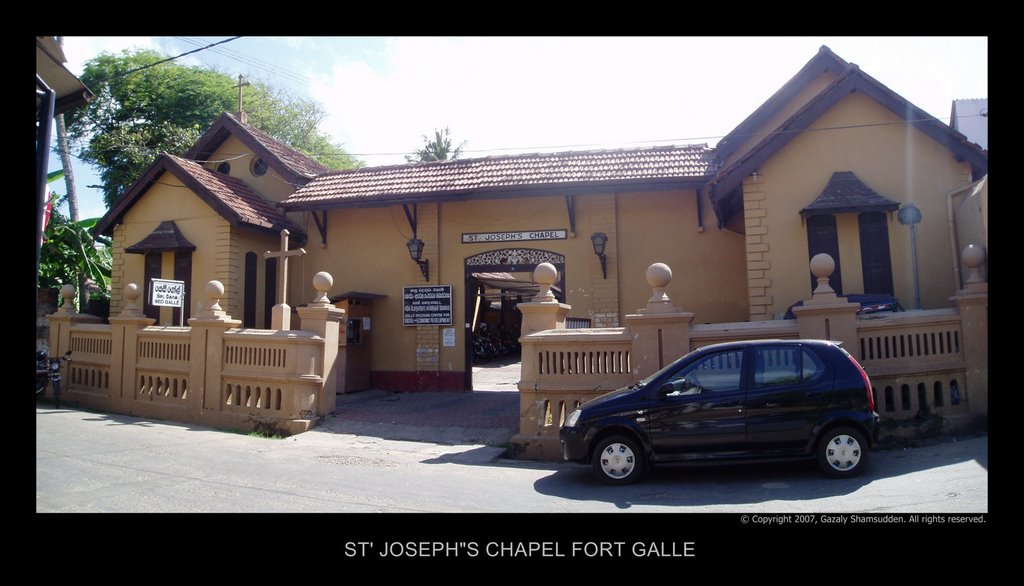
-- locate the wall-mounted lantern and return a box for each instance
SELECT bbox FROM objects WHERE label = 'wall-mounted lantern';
[407,237,429,281]
[591,232,608,279]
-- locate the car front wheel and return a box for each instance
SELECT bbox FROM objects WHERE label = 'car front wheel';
[818,426,869,478]
[592,434,645,485]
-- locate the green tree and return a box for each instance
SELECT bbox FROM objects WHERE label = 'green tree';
[66,49,361,207]
[406,127,466,163]
[39,193,112,306]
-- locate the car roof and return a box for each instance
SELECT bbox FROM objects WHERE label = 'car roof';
[695,339,842,353]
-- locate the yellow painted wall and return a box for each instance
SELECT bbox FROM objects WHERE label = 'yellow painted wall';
[120,172,233,325]
[113,167,298,329]
[616,190,747,324]
[749,91,974,316]
[204,135,296,203]
[292,205,434,374]
[722,72,840,169]
[233,230,284,329]
[292,189,746,378]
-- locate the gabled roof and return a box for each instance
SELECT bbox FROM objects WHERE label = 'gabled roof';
[800,172,900,218]
[281,144,715,210]
[184,112,330,184]
[714,46,848,164]
[708,59,989,224]
[95,154,306,244]
[125,220,196,254]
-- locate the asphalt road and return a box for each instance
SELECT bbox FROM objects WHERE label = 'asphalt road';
[36,406,987,514]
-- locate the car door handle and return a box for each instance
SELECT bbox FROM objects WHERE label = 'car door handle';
[764,402,780,408]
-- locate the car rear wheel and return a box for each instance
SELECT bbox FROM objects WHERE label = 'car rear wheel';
[592,435,645,485]
[818,426,869,478]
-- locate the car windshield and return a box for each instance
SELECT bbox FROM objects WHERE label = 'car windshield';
[633,349,699,388]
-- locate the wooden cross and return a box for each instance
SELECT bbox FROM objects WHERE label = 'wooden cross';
[264,229,306,329]
[235,74,251,114]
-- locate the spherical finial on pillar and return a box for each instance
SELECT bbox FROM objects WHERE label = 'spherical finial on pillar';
[205,280,225,312]
[58,283,77,314]
[533,262,558,302]
[312,271,333,304]
[646,263,672,304]
[809,253,836,296]
[122,283,142,315]
[961,244,986,285]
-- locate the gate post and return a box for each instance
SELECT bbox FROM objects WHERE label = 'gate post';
[188,281,241,418]
[296,272,345,416]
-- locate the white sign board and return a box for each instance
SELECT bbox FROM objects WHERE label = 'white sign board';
[151,279,186,308]
[462,229,567,244]
[443,327,456,347]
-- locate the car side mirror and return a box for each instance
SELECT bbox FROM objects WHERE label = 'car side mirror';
[658,383,675,398]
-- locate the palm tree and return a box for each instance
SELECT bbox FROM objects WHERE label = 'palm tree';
[406,127,466,163]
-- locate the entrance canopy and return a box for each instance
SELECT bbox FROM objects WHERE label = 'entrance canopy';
[472,272,561,300]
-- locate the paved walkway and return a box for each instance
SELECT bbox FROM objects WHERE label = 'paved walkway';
[325,357,522,447]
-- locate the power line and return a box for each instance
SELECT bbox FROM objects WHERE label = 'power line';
[174,37,313,86]
[90,37,243,84]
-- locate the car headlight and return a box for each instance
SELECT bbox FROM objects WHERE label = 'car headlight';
[563,408,581,428]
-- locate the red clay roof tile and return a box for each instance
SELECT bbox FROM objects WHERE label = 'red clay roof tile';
[283,144,714,208]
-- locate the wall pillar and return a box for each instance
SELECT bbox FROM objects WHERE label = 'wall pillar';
[188,280,241,418]
[518,263,570,337]
[296,272,345,415]
[48,284,103,356]
[791,253,861,359]
[46,284,102,402]
[624,263,694,378]
[107,283,155,407]
[950,244,988,424]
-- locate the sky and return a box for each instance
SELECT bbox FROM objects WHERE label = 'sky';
[51,36,988,220]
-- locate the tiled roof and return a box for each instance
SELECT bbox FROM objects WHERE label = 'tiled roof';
[800,172,900,217]
[184,113,331,183]
[166,155,301,233]
[125,220,195,253]
[95,153,306,243]
[231,116,332,178]
[283,145,714,209]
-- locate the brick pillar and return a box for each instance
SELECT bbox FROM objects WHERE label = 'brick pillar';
[412,203,439,390]
[743,187,773,321]
[109,225,126,316]
[589,194,620,327]
[296,272,346,415]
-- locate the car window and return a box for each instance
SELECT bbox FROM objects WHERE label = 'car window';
[802,348,824,381]
[753,346,824,388]
[664,350,744,396]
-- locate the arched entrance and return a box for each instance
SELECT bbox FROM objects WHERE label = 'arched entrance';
[464,248,566,391]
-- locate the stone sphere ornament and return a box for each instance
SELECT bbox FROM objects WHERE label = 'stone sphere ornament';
[533,262,558,301]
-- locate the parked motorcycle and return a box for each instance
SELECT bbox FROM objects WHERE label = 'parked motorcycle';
[36,350,71,409]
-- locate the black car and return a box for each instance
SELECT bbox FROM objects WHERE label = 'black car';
[560,339,879,485]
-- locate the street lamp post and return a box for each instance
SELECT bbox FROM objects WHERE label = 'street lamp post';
[897,204,922,309]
